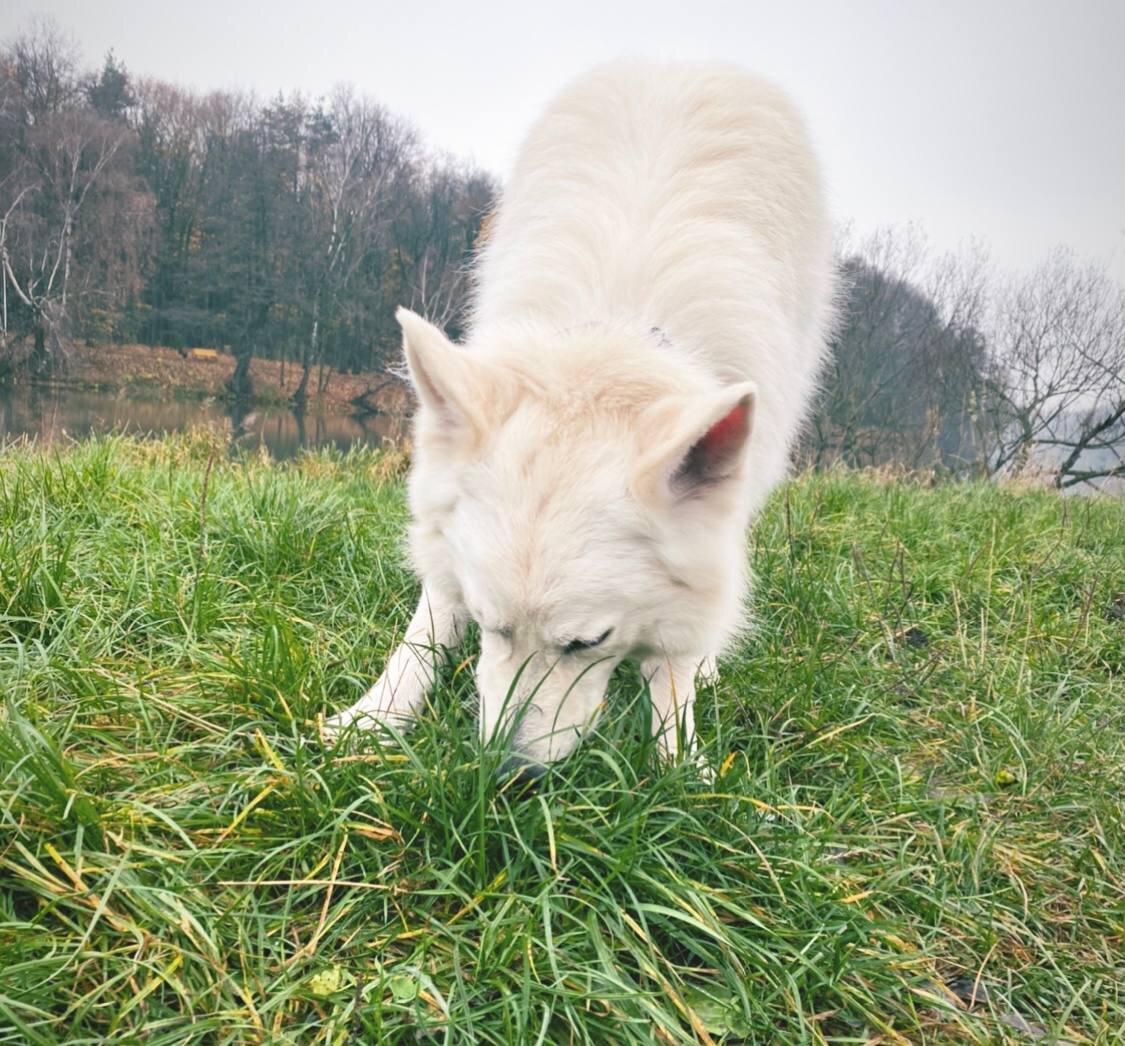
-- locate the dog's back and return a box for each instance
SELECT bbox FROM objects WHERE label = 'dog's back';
[470,61,835,504]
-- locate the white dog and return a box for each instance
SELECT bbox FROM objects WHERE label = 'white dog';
[324,61,834,769]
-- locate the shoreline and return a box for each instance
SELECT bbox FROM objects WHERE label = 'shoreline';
[12,342,411,417]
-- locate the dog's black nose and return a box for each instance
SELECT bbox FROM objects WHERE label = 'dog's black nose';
[496,756,546,786]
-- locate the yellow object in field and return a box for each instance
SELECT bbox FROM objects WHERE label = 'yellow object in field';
[188,348,219,361]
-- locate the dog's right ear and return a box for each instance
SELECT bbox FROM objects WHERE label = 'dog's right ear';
[397,308,511,445]
[633,382,757,504]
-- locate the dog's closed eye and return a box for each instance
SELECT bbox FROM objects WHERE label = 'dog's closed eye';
[562,629,612,655]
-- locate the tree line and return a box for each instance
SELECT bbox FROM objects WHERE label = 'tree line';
[0,19,494,404]
[806,227,1125,489]
[2,19,1122,488]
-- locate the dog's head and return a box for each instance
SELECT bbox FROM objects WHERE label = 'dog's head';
[398,308,755,766]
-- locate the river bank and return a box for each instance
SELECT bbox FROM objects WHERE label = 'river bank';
[11,341,411,416]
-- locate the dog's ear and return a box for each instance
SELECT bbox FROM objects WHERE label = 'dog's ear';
[636,382,757,501]
[397,307,511,444]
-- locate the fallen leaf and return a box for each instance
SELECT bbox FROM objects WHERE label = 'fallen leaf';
[306,964,354,997]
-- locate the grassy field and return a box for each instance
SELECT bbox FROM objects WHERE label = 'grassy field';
[0,433,1122,1044]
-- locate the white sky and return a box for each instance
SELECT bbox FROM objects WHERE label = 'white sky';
[4,0,1124,283]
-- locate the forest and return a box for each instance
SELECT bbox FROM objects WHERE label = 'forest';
[0,21,493,408]
[1,19,1123,486]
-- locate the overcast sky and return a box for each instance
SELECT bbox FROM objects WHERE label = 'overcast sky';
[4,0,1123,283]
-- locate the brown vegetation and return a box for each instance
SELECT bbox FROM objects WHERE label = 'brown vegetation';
[24,341,410,416]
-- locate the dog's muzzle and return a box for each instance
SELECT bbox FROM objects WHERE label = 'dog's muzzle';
[496,755,547,787]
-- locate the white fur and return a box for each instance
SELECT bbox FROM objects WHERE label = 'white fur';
[324,61,835,766]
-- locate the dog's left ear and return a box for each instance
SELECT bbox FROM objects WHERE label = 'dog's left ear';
[636,382,757,500]
[397,307,513,445]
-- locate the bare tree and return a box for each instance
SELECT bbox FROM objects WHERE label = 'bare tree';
[397,161,495,333]
[977,250,1125,489]
[0,22,136,374]
[0,106,127,373]
[291,88,415,407]
[4,17,81,120]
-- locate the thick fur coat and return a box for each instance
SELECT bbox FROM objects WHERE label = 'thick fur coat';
[325,61,835,767]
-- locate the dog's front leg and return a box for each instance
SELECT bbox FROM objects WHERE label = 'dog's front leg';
[322,587,465,738]
[641,654,703,762]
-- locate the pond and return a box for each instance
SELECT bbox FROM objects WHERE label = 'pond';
[0,384,403,458]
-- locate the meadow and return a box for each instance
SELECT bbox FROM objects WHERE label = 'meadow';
[0,432,1122,1043]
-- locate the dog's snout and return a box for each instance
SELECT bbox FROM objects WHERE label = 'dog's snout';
[496,755,546,786]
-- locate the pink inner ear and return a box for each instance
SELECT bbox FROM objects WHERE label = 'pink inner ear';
[700,398,750,457]
[665,393,753,494]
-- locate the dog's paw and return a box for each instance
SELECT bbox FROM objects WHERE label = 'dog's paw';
[655,741,714,782]
[319,700,400,743]
[320,703,417,741]
[320,706,376,742]
[679,749,716,783]
[321,672,425,743]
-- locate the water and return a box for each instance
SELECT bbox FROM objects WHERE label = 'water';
[0,384,403,458]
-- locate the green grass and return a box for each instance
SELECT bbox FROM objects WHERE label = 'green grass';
[0,432,1122,1044]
